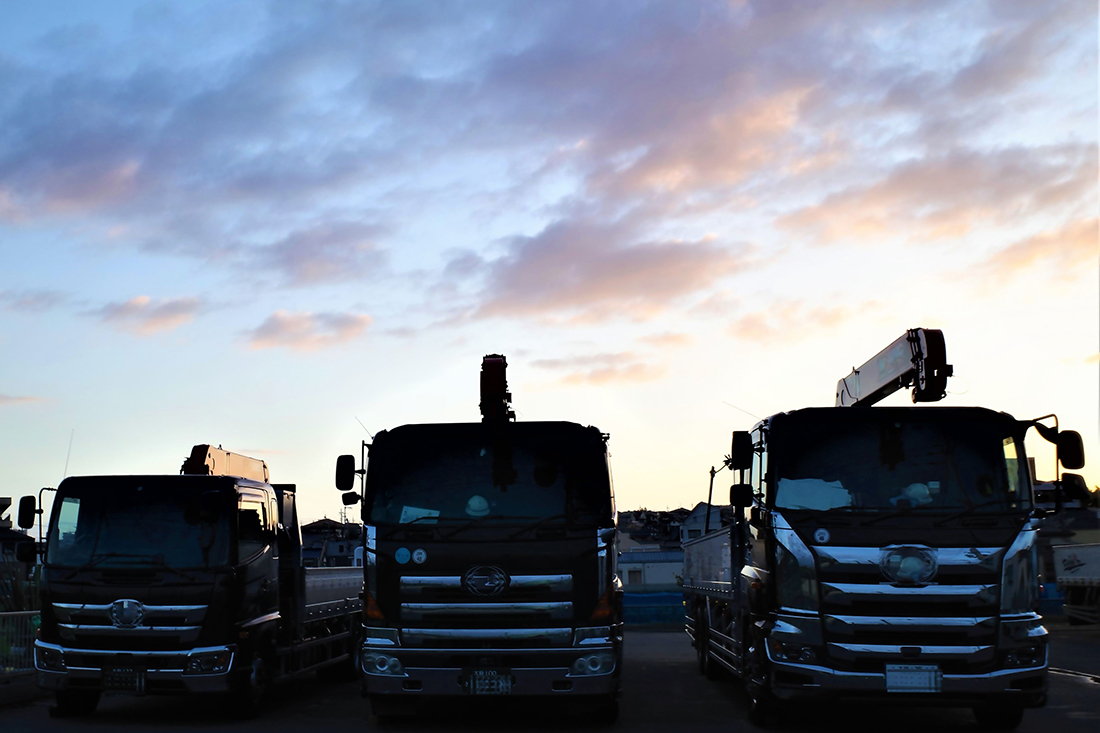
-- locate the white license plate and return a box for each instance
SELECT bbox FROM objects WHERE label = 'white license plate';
[886,664,941,693]
[463,669,513,695]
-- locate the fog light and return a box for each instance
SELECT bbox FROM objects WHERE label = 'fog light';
[184,648,233,675]
[770,641,816,664]
[361,650,405,676]
[1005,645,1043,668]
[570,652,614,676]
[35,645,65,672]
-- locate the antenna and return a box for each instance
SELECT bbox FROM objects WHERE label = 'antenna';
[63,429,74,477]
[354,417,374,440]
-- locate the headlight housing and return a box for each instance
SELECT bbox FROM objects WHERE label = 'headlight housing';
[184,647,233,675]
[1001,528,1039,615]
[775,541,819,612]
[569,652,615,676]
[361,650,405,676]
[35,644,65,672]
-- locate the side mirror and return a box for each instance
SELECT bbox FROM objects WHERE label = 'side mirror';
[336,455,357,492]
[17,496,36,530]
[1058,430,1085,470]
[341,492,361,506]
[729,431,753,471]
[15,541,37,563]
[730,483,754,509]
[1060,473,1089,503]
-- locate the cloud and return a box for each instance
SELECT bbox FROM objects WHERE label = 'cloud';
[778,145,1096,244]
[93,295,201,335]
[638,332,695,349]
[470,219,754,323]
[977,218,1098,281]
[532,352,666,386]
[1086,353,1100,365]
[728,300,875,344]
[254,221,388,286]
[0,393,46,406]
[0,288,69,313]
[244,310,371,351]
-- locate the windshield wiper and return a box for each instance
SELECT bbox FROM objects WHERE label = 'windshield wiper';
[507,514,568,539]
[933,499,1023,527]
[442,515,540,540]
[62,552,155,579]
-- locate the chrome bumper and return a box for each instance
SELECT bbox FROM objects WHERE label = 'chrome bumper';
[34,640,236,694]
[360,625,622,698]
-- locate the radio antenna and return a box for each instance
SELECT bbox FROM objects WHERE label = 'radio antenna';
[63,429,74,477]
[354,417,374,440]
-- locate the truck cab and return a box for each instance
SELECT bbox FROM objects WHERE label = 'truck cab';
[338,356,623,721]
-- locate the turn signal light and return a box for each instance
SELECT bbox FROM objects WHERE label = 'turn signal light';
[590,589,614,621]
[365,590,385,621]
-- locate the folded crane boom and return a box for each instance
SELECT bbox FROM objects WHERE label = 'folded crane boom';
[835,328,953,407]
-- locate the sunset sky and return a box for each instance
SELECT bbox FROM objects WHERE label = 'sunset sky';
[1,0,1096,524]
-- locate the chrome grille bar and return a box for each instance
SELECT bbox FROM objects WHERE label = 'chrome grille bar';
[400,602,572,621]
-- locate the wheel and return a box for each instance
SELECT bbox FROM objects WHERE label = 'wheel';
[233,653,271,719]
[593,696,620,725]
[972,703,1025,730]
[50,689,100,717]
[746,684,774,728]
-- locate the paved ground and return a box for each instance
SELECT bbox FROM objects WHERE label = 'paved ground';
[2,626,1099,732]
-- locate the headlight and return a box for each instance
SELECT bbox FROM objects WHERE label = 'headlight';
[768,640,818,664]
[570,652,615,676]
[184,648,233,675]
[1001,528,1039,615]
[775,543,819,611]
[35,645,65,671]
[1003,645,1044,667]
[361,650,405,676]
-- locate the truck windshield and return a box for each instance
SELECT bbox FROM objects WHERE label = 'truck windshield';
[773,413,1029,513]
[46,481,231,569]
[366,424,611,528]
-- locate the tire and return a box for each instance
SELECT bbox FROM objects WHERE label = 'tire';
[593,696,620,726]
[746,683,774,727]
[233,653,271,719]
[50,689,100,717]
[972,703,1025,731]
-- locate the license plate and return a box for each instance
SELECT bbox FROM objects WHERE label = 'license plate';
[103,665,146,693]
[461,669,513,695]
[886,664,941,693]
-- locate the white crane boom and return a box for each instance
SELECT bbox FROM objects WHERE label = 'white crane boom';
[836,328,953,407]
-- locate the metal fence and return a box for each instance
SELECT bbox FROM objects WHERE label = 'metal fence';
[0,611,38,680]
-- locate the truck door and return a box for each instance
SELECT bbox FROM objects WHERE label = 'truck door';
[238,489,279,622]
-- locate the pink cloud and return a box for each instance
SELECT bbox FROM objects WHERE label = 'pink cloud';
[0,393,47,406]
[95,295,201,335]
[245,310,371,352]
[977,218,1098,281]
[532,351,667,386]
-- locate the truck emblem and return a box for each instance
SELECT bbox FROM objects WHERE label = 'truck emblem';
[462,566,510,597]
[110,599,145,628]
[880,546,937,586]
[813,528,830,544]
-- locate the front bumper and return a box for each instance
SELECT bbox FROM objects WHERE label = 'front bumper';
[34,640,236,695]
[360,627,622,698]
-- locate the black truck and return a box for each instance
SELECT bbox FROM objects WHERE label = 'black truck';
[17,445,362,717]
[683,329,1086,729]
[336,355,623,721]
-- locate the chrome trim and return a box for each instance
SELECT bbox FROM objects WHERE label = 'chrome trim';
[824,614,995,630]
[815,546,1004,569]
[400,627,573,645]
[399,574,573,593]
[241,612,280,628]
[822,582,998,605]
[59,624,199,634]
[400,602,572,620]
[52,603,208,625]
[827,642,995,659]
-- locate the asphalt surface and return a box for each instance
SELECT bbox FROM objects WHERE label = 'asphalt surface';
[2,627,1099,733]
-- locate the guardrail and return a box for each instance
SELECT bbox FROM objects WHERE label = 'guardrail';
[0,611,38,680]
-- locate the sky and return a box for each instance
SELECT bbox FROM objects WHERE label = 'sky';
[0,0,1097,524]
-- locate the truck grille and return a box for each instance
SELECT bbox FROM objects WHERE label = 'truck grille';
[814,546,1003,673]
[52,603,207,650]
[396,574,575,648]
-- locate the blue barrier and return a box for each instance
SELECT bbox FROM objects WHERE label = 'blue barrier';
[623,592,684,626]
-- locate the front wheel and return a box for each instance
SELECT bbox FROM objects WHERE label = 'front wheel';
[50,689,100,717]
[972,703,1025,731]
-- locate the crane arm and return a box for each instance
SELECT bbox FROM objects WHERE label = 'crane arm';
[836,328,953,407]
